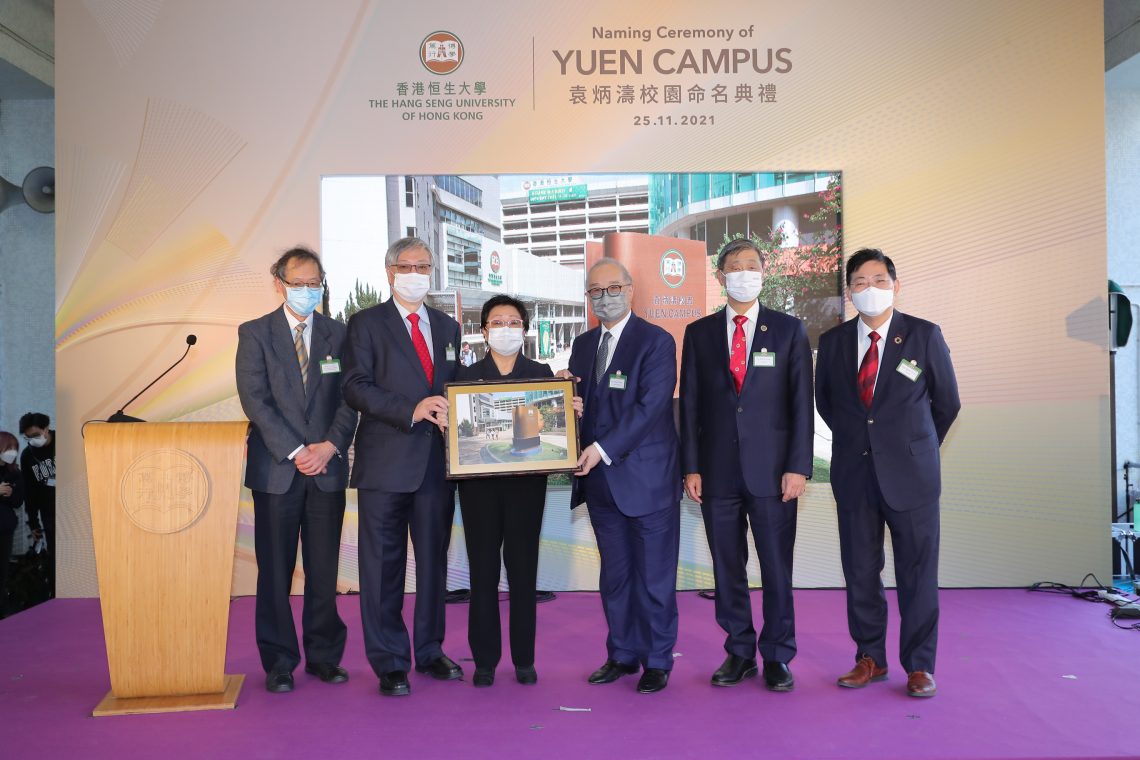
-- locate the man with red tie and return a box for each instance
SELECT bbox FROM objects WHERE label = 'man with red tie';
[815,248,960,698]
[342,237,463,697]
[679,238,814,692]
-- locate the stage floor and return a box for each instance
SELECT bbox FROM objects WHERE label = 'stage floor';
[0,589,1135,759]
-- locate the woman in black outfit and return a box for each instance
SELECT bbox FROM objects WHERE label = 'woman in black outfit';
[456,295,564,687]
[0,431,25,618]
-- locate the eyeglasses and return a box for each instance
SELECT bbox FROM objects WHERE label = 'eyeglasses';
[585,284,627,299]
[487,319,525,329]
[390,263,433,275]
[281,279,324,289]
[849,276,893,292]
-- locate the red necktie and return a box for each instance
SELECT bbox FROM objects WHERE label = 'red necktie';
[407,313,434,386]
[730,314,748,394]
[858,330,880,408]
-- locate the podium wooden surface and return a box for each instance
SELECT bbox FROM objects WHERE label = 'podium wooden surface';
[85,421,248,716]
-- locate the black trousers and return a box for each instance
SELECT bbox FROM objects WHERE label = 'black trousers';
[0,528,12,616]
[458,475,546,669]
[837,454,940,674]
[252,476,347,674]
[702,473,798,664]
[357,448,454,675]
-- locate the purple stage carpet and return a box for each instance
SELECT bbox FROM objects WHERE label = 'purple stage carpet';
[1,589,1135,759]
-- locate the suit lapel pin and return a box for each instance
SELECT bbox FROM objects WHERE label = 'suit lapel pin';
[760,325,768,332]
[893,336,902,344]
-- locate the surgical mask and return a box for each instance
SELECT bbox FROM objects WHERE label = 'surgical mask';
[487,327,524,356]
[0,450,16,464]
[27,436,47,448]
[591,291,629,323]
[393,272,431,303]
[285,286,322,317]
[725,270,764,302]
[850,284,894,317]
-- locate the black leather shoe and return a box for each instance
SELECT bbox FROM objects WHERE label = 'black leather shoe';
[636,668,669,693]
[415,654,463,681]
[763,661,795,692]
[711,654,758,686]
[515,665,537,685]
[379,670,410,696]
[304,662,348,684]
[265,671,294,693]
[472,668,495,687]
[587,659,640,684]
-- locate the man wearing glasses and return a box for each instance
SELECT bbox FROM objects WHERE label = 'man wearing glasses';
[235,247,359,694]
[815,248,960,698]
[564,258,682,694]
[342,237,463,697]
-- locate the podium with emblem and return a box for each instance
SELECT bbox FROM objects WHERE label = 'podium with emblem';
[84,421,249,716]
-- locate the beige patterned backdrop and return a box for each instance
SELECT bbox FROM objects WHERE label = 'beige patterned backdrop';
[56,0,1108,597]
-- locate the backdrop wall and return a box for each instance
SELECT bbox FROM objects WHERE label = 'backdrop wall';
[55,0,1108,597]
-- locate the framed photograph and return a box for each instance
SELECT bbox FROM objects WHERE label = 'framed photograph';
[443,377,581,479]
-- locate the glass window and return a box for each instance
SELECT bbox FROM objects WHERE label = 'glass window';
[404,176,414,207]
[736,173,756,192]
[691,174,708,203]
[710,174,733,198]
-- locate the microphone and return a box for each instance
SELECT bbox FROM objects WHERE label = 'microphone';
[108,334,198,423]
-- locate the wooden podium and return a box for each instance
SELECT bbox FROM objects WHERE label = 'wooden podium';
[84,421,249,716]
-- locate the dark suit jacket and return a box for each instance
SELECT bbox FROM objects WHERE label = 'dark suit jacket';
[680,305,814,498]
[815,311,960,512]
[342,299,461,492]
[568,314,682,517]
[236,307,359,495]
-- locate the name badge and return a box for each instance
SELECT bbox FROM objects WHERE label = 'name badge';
[319,357,342,374]
[896,359,922,382]
[752,350,776,368]
[608,371,627,390]
[446,344,457,362]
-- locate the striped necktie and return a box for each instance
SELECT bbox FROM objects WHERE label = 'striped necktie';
[294,323,309,391]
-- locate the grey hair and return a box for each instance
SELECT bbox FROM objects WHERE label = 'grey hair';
[385,236,434,267]
[270,246,325,281]
[588,257,633,284]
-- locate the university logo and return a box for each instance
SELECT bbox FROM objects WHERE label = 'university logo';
[487,249,503,286]
[420,31,464,75]
[660,249,686,288]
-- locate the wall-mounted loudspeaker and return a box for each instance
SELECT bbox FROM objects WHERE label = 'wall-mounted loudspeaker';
[0,165,55,214]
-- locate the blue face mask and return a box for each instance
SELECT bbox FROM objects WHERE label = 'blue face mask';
[285,286,322,317]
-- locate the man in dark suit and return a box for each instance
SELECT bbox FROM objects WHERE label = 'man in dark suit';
[341,237,463,697]
[679,238,813,692]
[567,257,682,694]
[236,246,359,693]
[816,248,960,698]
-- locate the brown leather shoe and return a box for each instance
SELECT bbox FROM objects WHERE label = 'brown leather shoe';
[906,671,936,697]
[837,655,888,688]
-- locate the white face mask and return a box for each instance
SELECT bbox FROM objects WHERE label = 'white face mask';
[0,450,16,464]
[26,435,48,448]
[724,270,764,302]
[487,327,525,356]
[392,272,430,303]
[850,284,895,317]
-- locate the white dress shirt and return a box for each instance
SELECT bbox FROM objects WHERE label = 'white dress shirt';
[393,299,436,427]
[592,310,632,465]
[857,312,894,394]
[283,303,314,357]
[393,299,434,358]
[725,300,760,355]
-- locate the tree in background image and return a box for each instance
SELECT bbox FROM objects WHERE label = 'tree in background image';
[712,174,843,346]
[335,280,381,323]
